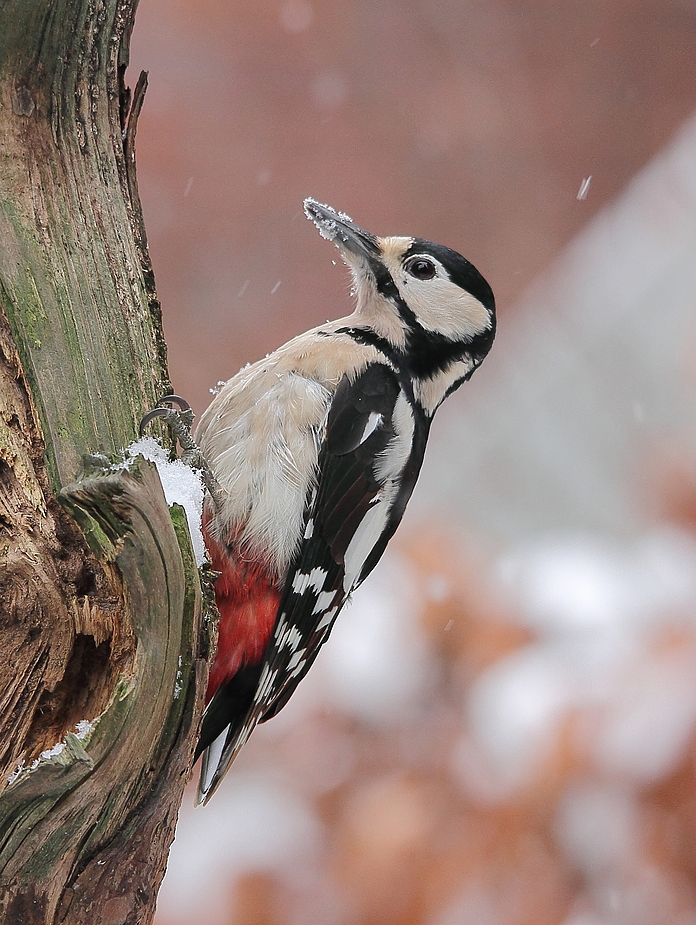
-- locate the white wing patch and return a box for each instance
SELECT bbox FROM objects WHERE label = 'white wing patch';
[199,726,229,798]
[292,566,328,595]
[316,606,338,632]
[342,391,415,593]
[276,621,303,651]
[342,501,391,592]
[375,392,415,483]
[312,589,337,614]
[359,411,383,444]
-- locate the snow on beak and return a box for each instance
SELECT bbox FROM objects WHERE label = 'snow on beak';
[304,198,381,267]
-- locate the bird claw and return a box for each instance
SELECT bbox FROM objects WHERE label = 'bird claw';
[139,394,194,439]
[139,394,221,503]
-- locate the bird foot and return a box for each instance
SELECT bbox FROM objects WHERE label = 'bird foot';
[139,394,221,503]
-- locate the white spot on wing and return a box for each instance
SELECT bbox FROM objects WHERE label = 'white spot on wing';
[277,623,303,651]
[359,411,383,445]
[312,589,337,614]
[257,663,279,700]
[343,502,390,592]
[200,725,229,795]
[292,566,328,594]
[304,518,314,539]
[316,605,338,631]
[287,648,306,672]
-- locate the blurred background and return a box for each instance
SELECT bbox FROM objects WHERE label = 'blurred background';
[129,2,696,923]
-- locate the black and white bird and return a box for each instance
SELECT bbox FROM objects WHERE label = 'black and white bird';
[192,198,496,803]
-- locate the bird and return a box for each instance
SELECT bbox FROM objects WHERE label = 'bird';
[191,198,496,803]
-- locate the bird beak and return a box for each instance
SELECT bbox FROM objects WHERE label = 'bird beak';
[304,198,380,265]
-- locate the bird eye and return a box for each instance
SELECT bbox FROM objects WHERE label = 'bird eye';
[405,257,436,280]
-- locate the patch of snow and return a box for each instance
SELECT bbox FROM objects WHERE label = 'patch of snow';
[7,720,96,785]
[38,742,65,761]
[303,198,355,243]
[126,436,206,567]
[577,176,592,200]
[7,760,25,785]
[209,379,227,396]
[74,719,93,739]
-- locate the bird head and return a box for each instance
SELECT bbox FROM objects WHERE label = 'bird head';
[304,198,495,412]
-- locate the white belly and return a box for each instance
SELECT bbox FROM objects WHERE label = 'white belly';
[196,370,332,580]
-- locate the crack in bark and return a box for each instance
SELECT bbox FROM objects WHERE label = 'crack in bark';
[0,301,132,783]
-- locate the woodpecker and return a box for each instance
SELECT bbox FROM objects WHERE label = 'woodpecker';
[191,198,495,803]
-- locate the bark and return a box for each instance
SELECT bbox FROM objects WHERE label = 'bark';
[0,1,213,922]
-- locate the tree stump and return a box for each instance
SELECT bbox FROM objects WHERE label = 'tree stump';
[0,1,212,921]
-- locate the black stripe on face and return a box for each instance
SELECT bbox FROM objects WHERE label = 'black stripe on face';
[401,314,494,379]
[372,261,402,302]
[338,309,494,382]
[364,241,496,380]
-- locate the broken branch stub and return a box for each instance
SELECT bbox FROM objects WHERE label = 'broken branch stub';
[1,460,210,920]
[0,0,215,921]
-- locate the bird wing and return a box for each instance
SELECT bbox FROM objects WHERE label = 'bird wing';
[198,362,417,802]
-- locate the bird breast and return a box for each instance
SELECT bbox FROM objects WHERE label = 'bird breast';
[196,368,333,581]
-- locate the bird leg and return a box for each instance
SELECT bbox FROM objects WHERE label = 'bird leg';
[139,394,223,509]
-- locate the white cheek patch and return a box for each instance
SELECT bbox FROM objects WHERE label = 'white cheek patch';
[404,277,490,339]
[378,252,491,342]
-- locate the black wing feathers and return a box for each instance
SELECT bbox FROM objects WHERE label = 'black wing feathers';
[199,363,405,781]
[327,363,398,454]
[259,363,400,720]
[320,364,399,562]
[195,662,262,759]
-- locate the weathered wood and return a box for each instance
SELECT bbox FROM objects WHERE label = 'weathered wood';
[0,0,212,921]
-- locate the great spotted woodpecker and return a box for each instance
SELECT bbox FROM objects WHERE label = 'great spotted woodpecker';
[191,199,495,803]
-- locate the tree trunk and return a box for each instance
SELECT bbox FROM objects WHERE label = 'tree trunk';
[0,1,212,922]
